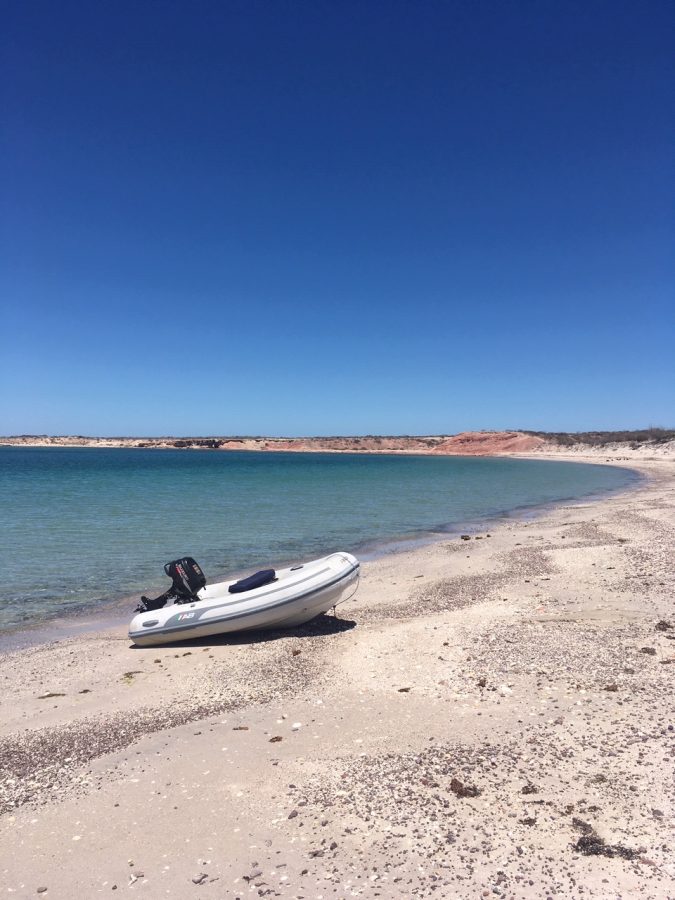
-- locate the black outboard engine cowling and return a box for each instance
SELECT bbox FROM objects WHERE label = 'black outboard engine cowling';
[137,556,207,612]
[164,557,206,601]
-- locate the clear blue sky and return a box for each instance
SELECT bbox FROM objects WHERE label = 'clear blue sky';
[2,0,673,436]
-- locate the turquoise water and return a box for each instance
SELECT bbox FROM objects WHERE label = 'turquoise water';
[0,447,636,632]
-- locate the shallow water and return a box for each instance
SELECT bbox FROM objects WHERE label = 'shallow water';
[0,447,636,631]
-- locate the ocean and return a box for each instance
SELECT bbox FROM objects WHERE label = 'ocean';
[0,446,637,633]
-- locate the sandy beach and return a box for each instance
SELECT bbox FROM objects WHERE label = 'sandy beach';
[1,456,674,899]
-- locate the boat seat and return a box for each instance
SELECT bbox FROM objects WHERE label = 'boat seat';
[228,568,277,594]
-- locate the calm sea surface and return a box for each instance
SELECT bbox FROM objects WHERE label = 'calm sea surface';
[0,447,637,632]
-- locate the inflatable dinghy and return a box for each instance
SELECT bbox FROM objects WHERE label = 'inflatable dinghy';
[129,552,359,646]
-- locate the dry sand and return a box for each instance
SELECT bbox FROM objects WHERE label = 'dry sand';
[1,458,674,898]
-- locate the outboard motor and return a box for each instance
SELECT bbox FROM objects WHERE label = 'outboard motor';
[164,557,207,601]
[137,556,207,612]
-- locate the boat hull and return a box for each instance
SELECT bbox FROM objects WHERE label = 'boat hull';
[129,552,359,646]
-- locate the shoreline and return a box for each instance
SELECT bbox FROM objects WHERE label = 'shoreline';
[0,456,643,653]
[1,456,674,896]
[3,430,674,461]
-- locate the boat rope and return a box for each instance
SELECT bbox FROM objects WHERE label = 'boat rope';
[333,575,360,610]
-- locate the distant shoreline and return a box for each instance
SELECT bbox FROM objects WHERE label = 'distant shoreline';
[2,428,674,459]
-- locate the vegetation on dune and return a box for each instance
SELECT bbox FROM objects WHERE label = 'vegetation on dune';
[525,428,675,447]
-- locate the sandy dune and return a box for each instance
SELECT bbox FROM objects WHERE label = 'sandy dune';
[431,431,546,455]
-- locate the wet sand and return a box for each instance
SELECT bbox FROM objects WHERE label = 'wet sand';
[1,457,674,898]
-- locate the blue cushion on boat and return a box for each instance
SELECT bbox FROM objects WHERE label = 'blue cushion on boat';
[228,568,277,594]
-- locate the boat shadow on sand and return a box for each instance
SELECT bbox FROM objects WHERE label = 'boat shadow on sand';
[128,611,357,650]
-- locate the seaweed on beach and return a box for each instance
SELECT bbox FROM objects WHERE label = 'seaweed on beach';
[449,777,481,798]
[573,829,640,860]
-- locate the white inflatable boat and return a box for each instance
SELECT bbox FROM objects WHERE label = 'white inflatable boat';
[129,552,359,646]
